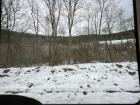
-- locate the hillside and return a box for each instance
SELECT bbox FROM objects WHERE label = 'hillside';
[0,29,135,44]
[0,29,136,67]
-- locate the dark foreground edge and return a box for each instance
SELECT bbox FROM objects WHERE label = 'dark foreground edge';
[0,95,42,105]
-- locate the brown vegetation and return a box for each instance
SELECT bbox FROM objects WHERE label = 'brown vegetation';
[0,29,137,67]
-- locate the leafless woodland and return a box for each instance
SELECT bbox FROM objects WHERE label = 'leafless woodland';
[0,0,137,67]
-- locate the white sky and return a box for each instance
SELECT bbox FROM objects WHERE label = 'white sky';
[119,0,133,18]
[71,0,134,36]
[85,0,133,18]
[16,0,134,36]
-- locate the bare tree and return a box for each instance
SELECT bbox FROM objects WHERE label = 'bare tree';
[103,1,122,62]
[14,19,31,66]
[82,4,92,62]
[90,8,99,35]
[83,4,92,35]
[1,0,23,31]
[103,1,122,35]
[1,0,24,66]
[95,0,108,35]
[118,15,135,61]
[27,0,41,62]
[88,0,109,61]
[63,0,81,64]
[43,0,62,65]
[27,0,40,35]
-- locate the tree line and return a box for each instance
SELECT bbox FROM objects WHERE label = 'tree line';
[1,0,136,66]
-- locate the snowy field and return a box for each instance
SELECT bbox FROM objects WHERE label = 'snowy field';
[0,62,140,104]
[99,39,135,45]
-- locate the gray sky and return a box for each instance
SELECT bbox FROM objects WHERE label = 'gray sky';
[70,0,134,36]
[16,0,134,36]
[119,0,133,18]
[87,0,133,18]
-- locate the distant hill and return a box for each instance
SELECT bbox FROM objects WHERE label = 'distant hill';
[0,29,135,44]
[0,29,136,67]
[72,30,135,42]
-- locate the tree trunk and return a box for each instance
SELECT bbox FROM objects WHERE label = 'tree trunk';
[68,28,72,64]
[6,30,11,67]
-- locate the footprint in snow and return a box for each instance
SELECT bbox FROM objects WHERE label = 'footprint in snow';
[83,91,87,95]
[74,92,77,95]
[51,70,55,74]
[3,69,10,73]
[114,69,117,72]
[91,91,94,93]
[27,70,31,73]
[126,65,131,70]
[67,94,70,98]
[0,75,9,78]
[97,79,100,81]
[63,68,74,72]
[114,83,118,86]
[128,71,136,76]
[47,77,50,80]
[86,75,89,78]
[118,71,122,74]
[40,93,43,95]
[71,72,75,74]
[27,83,34,88]
[116,64,123,68]
[87,84,91,88]
[80,85,83,88]
[36,69,40,72]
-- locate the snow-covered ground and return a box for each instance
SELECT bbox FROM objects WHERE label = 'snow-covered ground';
[99,39,135,45]
[0,62,140,104]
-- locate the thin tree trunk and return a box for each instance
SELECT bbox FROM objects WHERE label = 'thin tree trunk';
[6,30,11,67]
[68,28,72,64]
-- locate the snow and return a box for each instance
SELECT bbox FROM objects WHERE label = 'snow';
[99,39,135,45]
[0,62,140,104]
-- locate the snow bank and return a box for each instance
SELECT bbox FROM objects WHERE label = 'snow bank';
[99,39,135,45]
[0,62,139,104]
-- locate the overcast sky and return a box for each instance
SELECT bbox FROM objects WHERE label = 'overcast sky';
[14,0,134,36]
[88,0,133,18]
[119,0,133,18]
